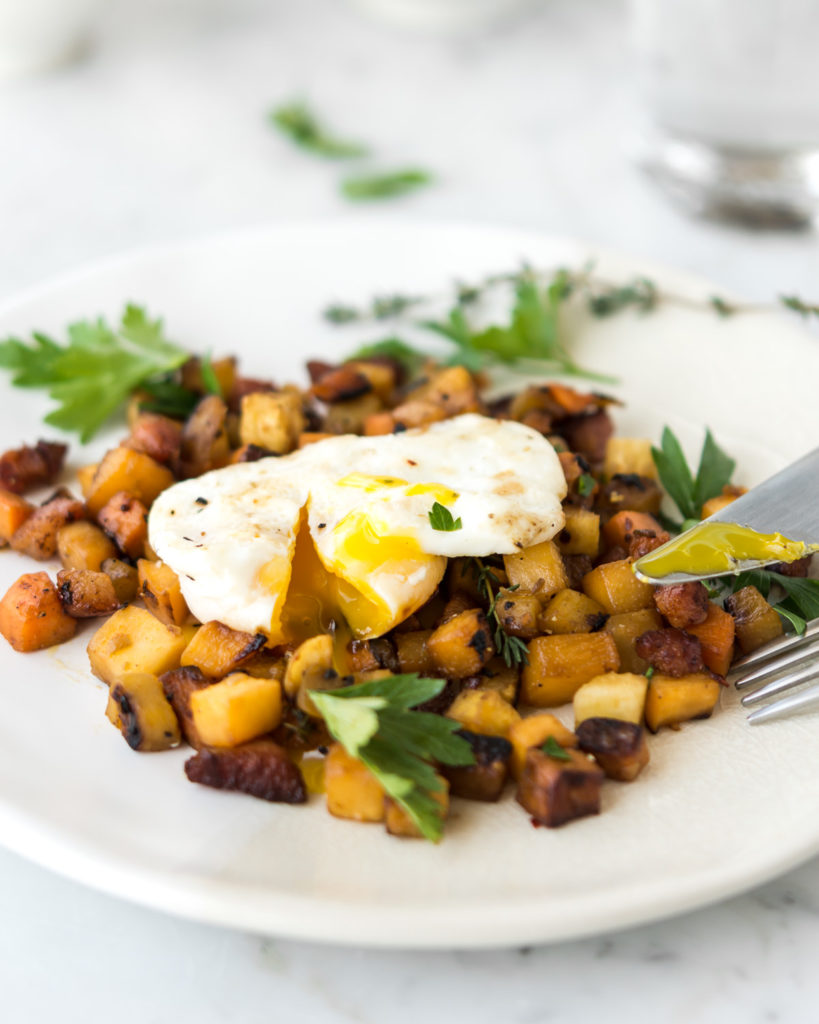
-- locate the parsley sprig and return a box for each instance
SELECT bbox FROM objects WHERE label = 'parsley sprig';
[468,558,529,668]
[428,501,462,532]
[310,674,474,842]
[0,305,188,442]
[541,736,572,761]
[651,426,736,529]
[341,168,432,202]
[269,101,368,159]
[726,570,819,636]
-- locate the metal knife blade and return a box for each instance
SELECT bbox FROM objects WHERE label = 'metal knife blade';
[633,446,819,585]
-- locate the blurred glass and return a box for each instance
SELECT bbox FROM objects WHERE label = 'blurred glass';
[631,0,819,228]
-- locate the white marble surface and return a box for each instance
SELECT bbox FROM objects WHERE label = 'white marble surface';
[1,0,818,1019]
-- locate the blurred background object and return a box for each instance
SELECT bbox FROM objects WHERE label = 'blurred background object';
[349,0,538,32]
[631,0,819,228]
[0,0,104,78]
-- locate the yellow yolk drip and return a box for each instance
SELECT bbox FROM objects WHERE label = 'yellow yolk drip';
[405,482,459,504]
[337,474,408,492]
[636,522,819,578]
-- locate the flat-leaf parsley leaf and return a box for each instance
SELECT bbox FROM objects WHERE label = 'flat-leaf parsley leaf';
[428,501,462,532]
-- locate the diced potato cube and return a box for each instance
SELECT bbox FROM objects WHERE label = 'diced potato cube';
[428,609,494,678]
[137,559,189,627]
[56,568,120,618]
[604,608,663,672]
[493,589,542,638]
[283,633,334,699]
[87,606,189,686]
[442,730,511,802]
[573,671,648,727]
[475,657,519,703]
[446,689,521,737]
[684,603,735,676]
[0,571,76,651]
[101,558,140,604]
[604,438,657,480]
[57,520,118,572]
[503,540,568,601]
[516,747,604,827]
[76,463,98,499]
[325,743,385,822]
[180,620,267,678]
[576,717,650,781]
[602,510,664,551]
[521,632,620,706]
[539,588,608,635]
[239,391,305,454]
[555,507,600,557]
[395,630,436,675]
[725,585,783,654]
[97,491,148,559]
[582,559,655,615]
[85,447,174,517]
[109,671,181,751]
[508,713,578,780]
[189,672,283,747]
[644,672,722,732]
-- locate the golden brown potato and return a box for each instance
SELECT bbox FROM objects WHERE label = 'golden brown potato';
[428,608,494,678]
[57,520,118,572]
[494,588,542,638]
[137,559,189,627]
[10,491,85,561]
[445,688,521,737]
[603,608,663,673]
[100,557,140,604]
[503,540,568,601]
[516,746,604,827]
[188,672,283,748]
[539,588,608,635]
[556,507,601,557]
[324,743,385,822]
[97,491,148,559]
[85,446,174,517]
[324,392,385,434]
[161,665,213,748]
[56,568,120,618]
[603,438,657,480]
[87,606,190,686]
[573,671,648,726]
[180,620,267,678]
[725,585,784,654]
[582,559,655,615]
[0,571,76,652]
[521,632,620,706]
[576,717,650,781]
[442,730,511,802]
[394,630,436,676]
[239,390,305,454]
[508,713,578,780]
[644,672,722,732]
[598,474,662,516]
[109,671,181,751]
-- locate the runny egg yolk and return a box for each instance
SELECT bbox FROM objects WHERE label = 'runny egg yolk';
[336,473,459,506]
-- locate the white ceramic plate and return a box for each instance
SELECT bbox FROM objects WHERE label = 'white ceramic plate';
[0,222,817,950]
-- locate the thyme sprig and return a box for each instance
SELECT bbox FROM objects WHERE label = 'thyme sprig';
[468,557,529,668]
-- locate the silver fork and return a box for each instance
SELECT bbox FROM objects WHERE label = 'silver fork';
[731,618,819,723]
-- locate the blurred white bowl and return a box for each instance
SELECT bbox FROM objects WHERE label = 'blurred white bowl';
[350,0,537,32]
[0,0,104,78]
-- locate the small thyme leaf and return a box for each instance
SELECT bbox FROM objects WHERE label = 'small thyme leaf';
[468,557,530,668]
[542,736,571,761]
[269,101,368,159]
[340,168,433,202]
[577,473,596,497]
[645,666,655,680]
[428,501,462,532]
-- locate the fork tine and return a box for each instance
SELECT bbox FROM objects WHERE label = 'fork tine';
[730,617,819,673]
[747,681,819,724]
[733,635,819,690]
[740,661,819,706]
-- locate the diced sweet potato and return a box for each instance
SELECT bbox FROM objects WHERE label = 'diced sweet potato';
[188,672,283,747]
[101,558,139,604]
[0,489,33,543]
[428,608,494,678]
[684,603,735,677]
[97,491,148,559]
[576,717,650,781]
[10,492,85,560]
[521,632,620,706]
[109,671,181,751]
[556,507,601,557]
[85,447,174,517]
[653,581,710,629]
[87,606,190,686]
[573,671,648,726]
[602,510,664,551]
[56,568,120,618]
[137,559,189,627]
[494,589,542,638]
[445,688,520,737]
[0,440,66,494]
[180,620,267,679]
[516,747,604,827]
[239,390,305,454]
[603,608,663,673]
[539,589,608,635]
[503,540,568,602]
[442,730,511,802]
[185,740,307,803]
[725,585,784,654]
[324,743,385,822]
[508,713,578,780]
[0,571,76,651]
[394,629,436,675]
[76,463,98,499]
[582,559,655,615]
[645,672,722,732]
[634,628,703,677]
[701,485,747,519]
[57,520,118,572]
